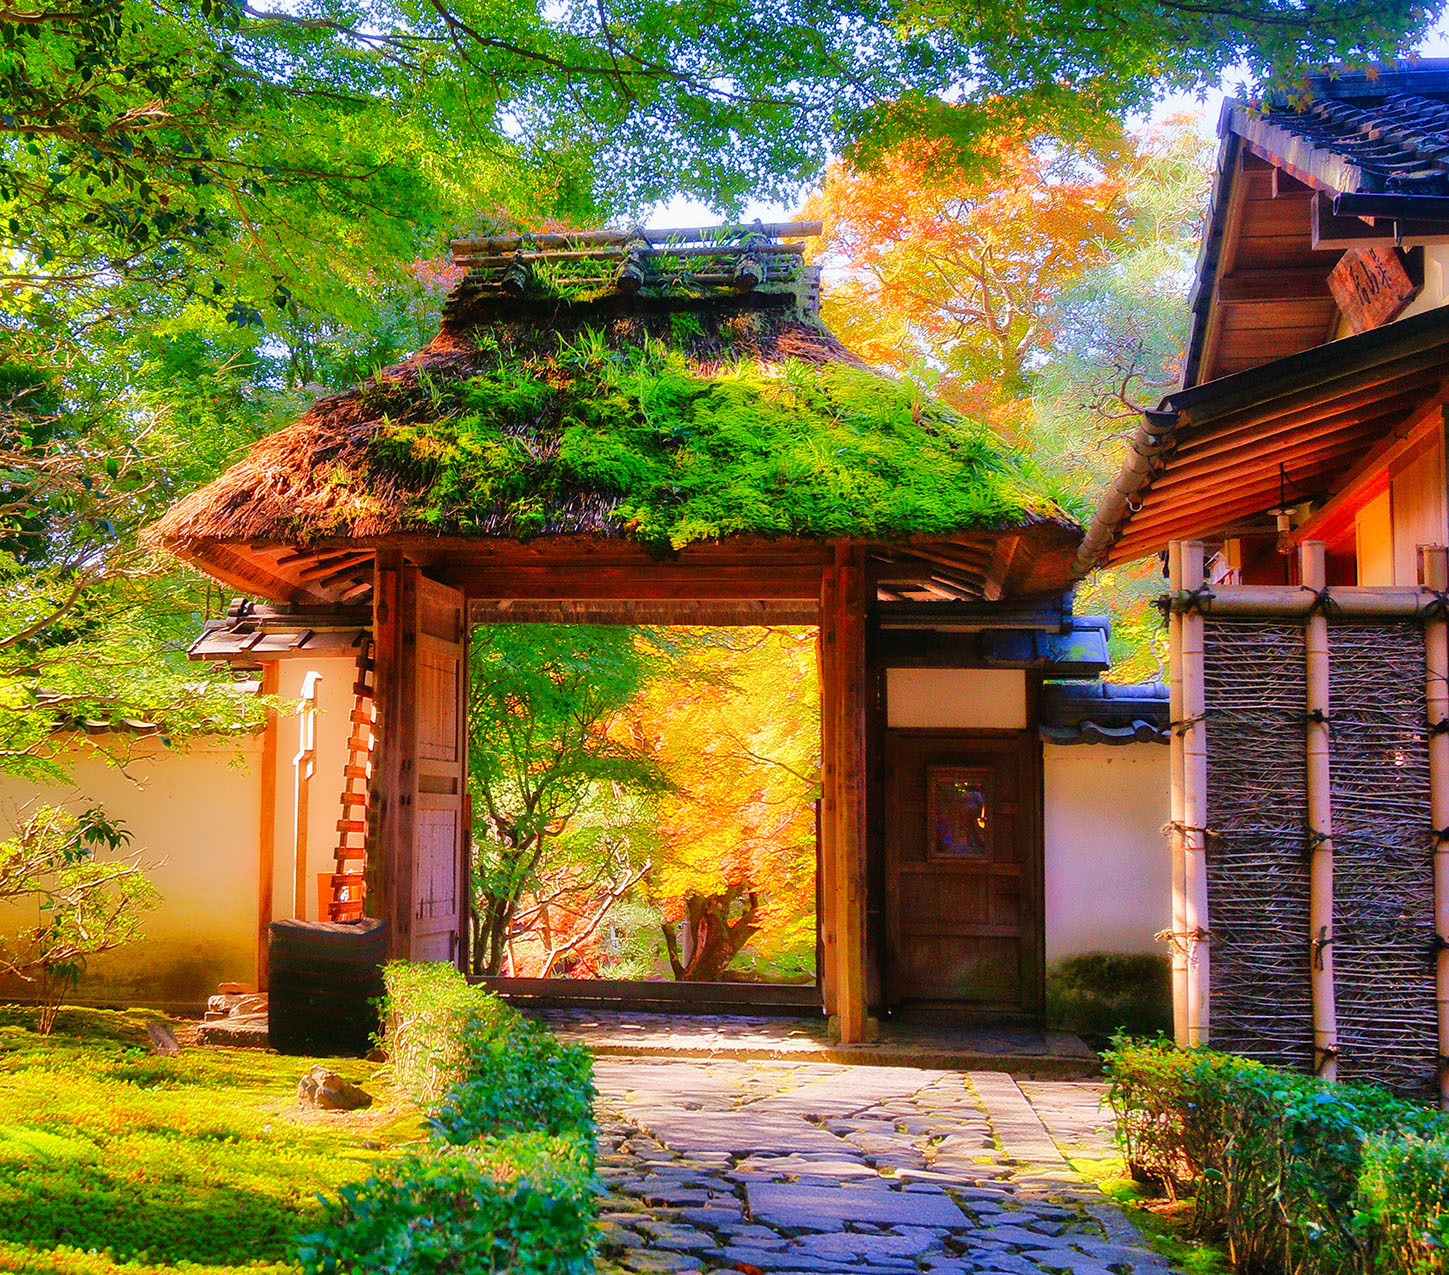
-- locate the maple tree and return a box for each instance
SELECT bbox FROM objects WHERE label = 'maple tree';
[627,628,819,983]
[804,127,1137,437]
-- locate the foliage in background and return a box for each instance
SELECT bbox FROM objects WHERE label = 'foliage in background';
[0,805,157,1032]
[807,115,1211,674]
[465,625,820,984]
[805,124,1138,434]
[304,962,597,1275]
[1105,1041,1449,1275]
[0,1004,409,1274]
[630,627,819,982]
[466,625,668,977]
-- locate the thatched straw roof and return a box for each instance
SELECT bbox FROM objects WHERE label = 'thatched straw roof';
[148,224,1080,606]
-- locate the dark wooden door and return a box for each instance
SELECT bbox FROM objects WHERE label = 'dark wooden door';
[884,730,1042,1015]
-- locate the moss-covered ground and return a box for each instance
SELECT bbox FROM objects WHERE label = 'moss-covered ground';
[0,1006,423,1274]
[1070,1155,1233,1275]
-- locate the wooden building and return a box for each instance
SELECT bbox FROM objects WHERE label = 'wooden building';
[1078,63,1449,1099]
[146,223,1169,1042]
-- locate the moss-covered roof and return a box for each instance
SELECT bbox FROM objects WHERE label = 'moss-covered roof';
[150,304,1074,555]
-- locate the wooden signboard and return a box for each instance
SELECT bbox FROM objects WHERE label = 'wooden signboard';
[1328,246,1416,335]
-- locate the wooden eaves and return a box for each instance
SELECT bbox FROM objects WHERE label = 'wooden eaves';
[1077,302,1449,572]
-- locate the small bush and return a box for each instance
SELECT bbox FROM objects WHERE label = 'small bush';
[301,962,598,1275]
[378,960,517,1106]
[429,1014,595,1148]
[296,1135,596,1275]
[1045,952,1171,1041]
[1105,1040,1448,1275]
[1357,1133,1449,1275]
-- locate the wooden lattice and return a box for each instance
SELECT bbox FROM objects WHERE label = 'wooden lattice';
[1201,614,1440,1096]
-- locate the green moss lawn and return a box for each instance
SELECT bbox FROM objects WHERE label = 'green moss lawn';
[0,1006,422,1275]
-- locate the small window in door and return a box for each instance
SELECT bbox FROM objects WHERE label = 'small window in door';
[927,766,992,860]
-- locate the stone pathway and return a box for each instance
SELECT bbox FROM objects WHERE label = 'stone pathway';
[595,1059,1171,1275]
[534,1009,1096,1074]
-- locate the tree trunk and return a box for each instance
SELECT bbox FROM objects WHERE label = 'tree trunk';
[669,887,760,981]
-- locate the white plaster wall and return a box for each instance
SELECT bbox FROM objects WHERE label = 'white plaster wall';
[0,735,263,1009]
[271,657,363,925]
[1043,742,1170,962]
[1397,244,1449,320]
[885,668,1028,729]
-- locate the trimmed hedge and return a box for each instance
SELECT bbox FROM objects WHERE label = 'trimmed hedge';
[1045,953,1171,1041]
[297,963,597,1275]
[1105,1040,1449,1275]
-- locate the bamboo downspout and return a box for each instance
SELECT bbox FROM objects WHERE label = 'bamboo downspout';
[1302,542,1339,1081]
[1179,541,1211,1045]
[292,670,321,920]
[1419,544,1449,1110]
[1168,542,1190,1047]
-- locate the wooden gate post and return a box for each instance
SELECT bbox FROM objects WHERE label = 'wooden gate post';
[1179,541,1211,1046]
[1419,544,1449,1109]
[1167,542,1190,1047]
[370,550,417,958]
[1302,541,1339,1081]
[820,547,869,1044]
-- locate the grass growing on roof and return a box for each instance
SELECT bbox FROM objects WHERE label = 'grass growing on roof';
[0,1005,422,1275]
[369,325,1065,549]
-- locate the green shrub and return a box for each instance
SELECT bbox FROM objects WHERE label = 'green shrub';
[303,962,598,1275]
[379,960,518,1107]
[1357,1132,1449,1275]
[1104,1040,1448,1275]
[429,1014,595,1149]
[1045,952,1171,1041]
[296,1134,596,1275]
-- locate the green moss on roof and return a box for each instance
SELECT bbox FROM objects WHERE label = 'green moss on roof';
[367,322,1063,550]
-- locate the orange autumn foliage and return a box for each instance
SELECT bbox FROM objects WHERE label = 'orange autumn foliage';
[803,130,1139,442]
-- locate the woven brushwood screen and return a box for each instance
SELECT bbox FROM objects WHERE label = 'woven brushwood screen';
[1203,616,1439,1097]
[1203,618,1314,1072]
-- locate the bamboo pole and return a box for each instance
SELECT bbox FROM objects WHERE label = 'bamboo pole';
[1180,541,1211,1046]
[1166,585,1434,618]
[1302,541,1339,1082]
[1419,544,1449,1109]
[1168,542,1190,1047]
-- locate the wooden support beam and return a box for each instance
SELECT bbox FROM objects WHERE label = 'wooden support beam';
[817,580,839,1019]
[1301,541,1339,1081]
[1419,544,1449,1110]
[1217,268,1334,303]
[820,549,870,1044]
[1167,543,1190,1047]
[441,563,824,602]
[1178,542,1211,1046]
[1289,401,1449,546]
[255,662,280,991]
[369,551,417,958]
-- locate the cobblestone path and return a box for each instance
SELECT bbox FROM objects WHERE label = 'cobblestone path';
[595,1059,1172,1275]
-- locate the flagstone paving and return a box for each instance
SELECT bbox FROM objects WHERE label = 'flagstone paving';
[595,1059,1173,1275]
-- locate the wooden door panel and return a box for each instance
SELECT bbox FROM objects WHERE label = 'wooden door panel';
[884,730,1042,1014]
[409,576,467,964]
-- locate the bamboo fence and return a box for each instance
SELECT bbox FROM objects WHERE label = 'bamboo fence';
[1168,540,1449,1103]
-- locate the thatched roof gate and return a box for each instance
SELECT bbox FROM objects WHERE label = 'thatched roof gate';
[148,223,1083,1043]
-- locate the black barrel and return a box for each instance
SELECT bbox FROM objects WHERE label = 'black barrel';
[267,918,387,1056]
